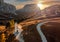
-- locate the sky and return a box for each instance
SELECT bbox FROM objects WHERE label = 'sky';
[4,0,60,4]
[4,0,60,9]
[4,0,39,5]
[4,0,39,9]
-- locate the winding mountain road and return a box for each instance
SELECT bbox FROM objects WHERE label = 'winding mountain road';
[14,22,24,42]
[36,22,48,42]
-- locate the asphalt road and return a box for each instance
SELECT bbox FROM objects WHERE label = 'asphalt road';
[36,22,47,42]
[36,20,60,42]
[13,20,60,42]
[14,23,24,42]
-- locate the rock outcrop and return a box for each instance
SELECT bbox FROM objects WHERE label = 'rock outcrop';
[0,0,16,20]
[16,4,41,21]
[41,5,60,18]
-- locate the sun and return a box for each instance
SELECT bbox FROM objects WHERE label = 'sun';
[37,3,51,10]
[37,3,42,7]
[37,3,44,10]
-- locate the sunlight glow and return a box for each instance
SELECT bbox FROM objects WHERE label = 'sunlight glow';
[37,3,51,10]
[37,3,43,7]
[37,3,44,10]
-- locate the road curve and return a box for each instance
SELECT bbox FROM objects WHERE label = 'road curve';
[36,22,47,42]
[14,22,24,42]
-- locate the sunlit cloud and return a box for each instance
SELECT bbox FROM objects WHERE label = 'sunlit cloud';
[4,0,60,9]
[4,0,60,5]
[43,0,60,1]
[4,0,38,5]
[16,0,34,2]
[4,0,39,9]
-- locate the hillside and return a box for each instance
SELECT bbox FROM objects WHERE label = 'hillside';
[16,4,41,21]
[41,5,60,18]
[0,0,17,20]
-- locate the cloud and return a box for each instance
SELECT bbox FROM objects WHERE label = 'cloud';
[4,0,38,9]
[16,0,33,2]
[4,0,60,9]
[42,0,60,2]
[4,0,16,4]
[4,0,38,5]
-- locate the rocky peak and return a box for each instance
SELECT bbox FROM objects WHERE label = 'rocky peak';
[0,0,17,20]
[0,0,4,5]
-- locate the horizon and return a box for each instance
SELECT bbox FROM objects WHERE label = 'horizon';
[4,0,60,10]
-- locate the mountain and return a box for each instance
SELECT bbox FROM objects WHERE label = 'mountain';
[0,0,17,20]
[41,5,60,18]
[16,4,41,21]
